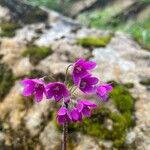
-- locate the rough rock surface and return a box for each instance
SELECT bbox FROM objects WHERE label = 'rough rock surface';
[0,1,150,150]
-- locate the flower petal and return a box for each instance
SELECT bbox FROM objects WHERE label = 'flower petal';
[34,88,43,102]
[70,108,79,121]
[83,85,96,93]
[32,78,45,85]
[54,94,62,101]
[98,94,108,102]
[22,84,35,96]
[72,75,80,85]
[75,58,85,66]
[83,61,96,70]
[21,79,34,86]
[77,101,84,112]
[46,89,53,99]
[82,107,91,117]
[87,77,99,85]
[57,107,67,116]
[64,97,70,103]
[97,86,107,96]
[57,116,66,125]
[104,84,113,92]
[81,100,97,108]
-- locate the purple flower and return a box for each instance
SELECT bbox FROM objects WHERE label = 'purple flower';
[70,107,81,122]
[57,107,71,125]
[78,74,99,94]
[21,78,46,103]
[96,83,113,101]
[46,82,70,102]
[77,100,97,117]
[71,58,96,84]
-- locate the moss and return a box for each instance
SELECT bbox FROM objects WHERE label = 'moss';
[65,82,135,149]
[123,82,134,89]
[0,22,21,37]
[22,45,53,65]
[35,28,43,34]
[0,60,14,100]
[140,79,150,86]
[24,7,48,24]
[77,35,112,47]
[110,84,134,113]
[68,106,132,148]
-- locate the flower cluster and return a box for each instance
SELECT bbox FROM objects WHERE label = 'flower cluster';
[21,58,112,125]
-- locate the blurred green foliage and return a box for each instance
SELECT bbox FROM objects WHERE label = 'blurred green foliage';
[22,45,53,65]
[125,19,150,50]
[78,8,150,50]
[77,35,112,47]
[27,0,78,15]
[27,0,150,50]
[0,22,21,37]
[0,57,14,100]
[140,79,150,86]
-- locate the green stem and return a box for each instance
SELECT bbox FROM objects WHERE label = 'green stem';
[64,64,72,85]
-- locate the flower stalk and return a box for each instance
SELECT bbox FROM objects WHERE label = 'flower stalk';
[63,102,68,150]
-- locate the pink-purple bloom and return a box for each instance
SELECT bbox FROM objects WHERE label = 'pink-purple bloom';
[21,78,46,103]
[70,107,81,122]
[20,58,113,126]
[77,100,97,117]
[57,107,71,125]
[78,74,99,94]
[71,58,96,85]
[96,83,113,101]
[46,82,70,102]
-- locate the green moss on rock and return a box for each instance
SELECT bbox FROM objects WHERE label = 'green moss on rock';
[123,82,134,89]
[68,106,131,148]
[67,82,135,149]
[77,35,112,47]
[0,60,14,100]
[22,45,53,65]
[110,84,134,113]
[0,22,21,37]
[140,79,150,86]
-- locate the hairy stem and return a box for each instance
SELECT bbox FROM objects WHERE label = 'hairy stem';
[62,102,68,150]
[63,121,68,150]
[65,64,72,85]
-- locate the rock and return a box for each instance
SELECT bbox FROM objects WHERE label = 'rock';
[0,83,24,120]
[1,0,48,23]
[36,53,70,75]
[0,38,26,67]
[69,0,97,17]
[13,57,34,77]
[0,1,150,149]
[93,48,136,72]
[0,6,10,23]
[126,131,136,144]
[39,122,61,150]
[72,133,112,150]
[24,99,52,137]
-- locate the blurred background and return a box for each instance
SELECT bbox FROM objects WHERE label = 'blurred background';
[0,0,150,149]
